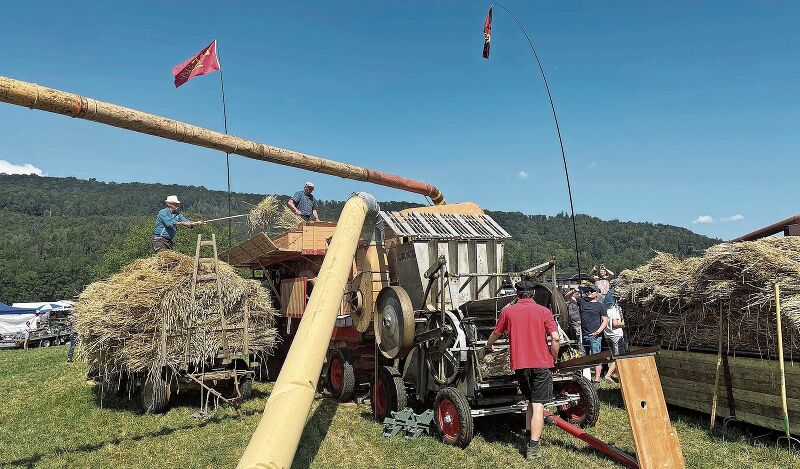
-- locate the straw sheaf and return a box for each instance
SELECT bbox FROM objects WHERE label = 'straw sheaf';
[616,237,800,357]
[74,250,278,387]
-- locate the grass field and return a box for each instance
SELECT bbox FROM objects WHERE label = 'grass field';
[1,346,798,468]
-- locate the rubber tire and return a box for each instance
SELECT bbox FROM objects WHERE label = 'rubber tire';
[434,387,474,448]
[140,374,172,413]
[325,348,355,402]
[40,339,51,348]
[555,374,600,427]
[371,366,407,423]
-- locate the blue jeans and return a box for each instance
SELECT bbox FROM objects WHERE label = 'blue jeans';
[67,331,79,361]
[582,335,602,356]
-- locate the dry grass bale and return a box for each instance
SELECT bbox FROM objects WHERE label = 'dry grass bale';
[248,195,279,232]
[617,237,800,357]
[275,207,302,231]
[74,250,277,390]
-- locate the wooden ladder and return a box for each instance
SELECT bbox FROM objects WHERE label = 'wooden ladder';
[190,233,230,360]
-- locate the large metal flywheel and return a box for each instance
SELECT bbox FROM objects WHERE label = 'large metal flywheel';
[425,311,467,385]
[374,286,415,359]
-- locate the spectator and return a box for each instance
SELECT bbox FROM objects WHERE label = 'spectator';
[604,298,626,382]
[23,321,32,350]
[565,285,608,386]
[562,287,582,347]
[67,319,79,362]
[591,265,615,295]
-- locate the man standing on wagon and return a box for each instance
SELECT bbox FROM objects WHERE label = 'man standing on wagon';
[484,280,560,461]
[151,195,202,252]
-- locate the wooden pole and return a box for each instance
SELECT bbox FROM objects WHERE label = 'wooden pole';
[775,283,792,440]
[710,302,724,429]
[0,75,446,205]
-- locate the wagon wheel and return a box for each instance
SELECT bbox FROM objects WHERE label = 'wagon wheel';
[424,311,466,385]
[434,387,474,448]
[140,372,172,414]
[371,366,407,422]
[555,374,600,427]
[39,339,51,348]
[325,348,355,402]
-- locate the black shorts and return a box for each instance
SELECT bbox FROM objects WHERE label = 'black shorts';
[515,368,554,404]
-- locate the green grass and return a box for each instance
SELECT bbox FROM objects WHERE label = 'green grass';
[1,347,798,468]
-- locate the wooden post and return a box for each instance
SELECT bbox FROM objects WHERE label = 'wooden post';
[710,302,724,428]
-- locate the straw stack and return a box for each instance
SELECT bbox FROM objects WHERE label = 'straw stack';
[74,250,278,388]
[616,237,800,357]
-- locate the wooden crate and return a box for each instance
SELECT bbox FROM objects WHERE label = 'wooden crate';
[656,349,800,435]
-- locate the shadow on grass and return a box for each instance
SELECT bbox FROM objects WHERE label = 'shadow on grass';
[0,417,222,468]
[291,398,339,469]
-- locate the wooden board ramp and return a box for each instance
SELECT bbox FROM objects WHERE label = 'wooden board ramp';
[618,355,686,469]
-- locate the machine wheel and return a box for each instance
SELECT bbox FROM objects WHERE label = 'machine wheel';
[140,373,172,413]
[39,339,51,348]
[555,374,600,427]
[372,366,407,422]
[325,348,355,402]
[374,286,415,359]
[434,387,474,448]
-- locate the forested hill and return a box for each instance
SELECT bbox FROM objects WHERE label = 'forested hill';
[0,174,718,303]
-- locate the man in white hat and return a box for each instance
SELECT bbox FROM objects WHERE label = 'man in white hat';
[151,195,203,252]
[287,182,320,221]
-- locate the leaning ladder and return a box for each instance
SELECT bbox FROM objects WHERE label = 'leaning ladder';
[189,233,230,361]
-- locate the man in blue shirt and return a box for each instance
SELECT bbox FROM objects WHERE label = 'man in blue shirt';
[151,195,202,252]
[287,182,320,221]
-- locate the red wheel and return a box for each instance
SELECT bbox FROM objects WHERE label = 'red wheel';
[373,379,386,417]
[434,387,473,448]
[371,366,406,422]
[437,398,460,442]
[325,349,354,401]
[555,374,599,427]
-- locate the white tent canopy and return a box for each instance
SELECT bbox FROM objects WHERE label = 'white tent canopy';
[12,300,74,311]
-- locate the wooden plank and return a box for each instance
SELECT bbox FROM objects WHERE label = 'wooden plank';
[656,363,789,395]
[617,356,685,469]
[662,376,800,411]
[656,351,800,388]
[280,278,307,318]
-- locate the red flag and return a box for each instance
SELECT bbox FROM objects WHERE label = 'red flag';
[482,7,492,59]
[172,40,221,88]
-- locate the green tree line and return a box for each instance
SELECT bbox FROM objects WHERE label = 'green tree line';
[0,174,718,303]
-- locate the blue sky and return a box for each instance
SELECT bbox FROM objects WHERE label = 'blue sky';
[1,1,798,240]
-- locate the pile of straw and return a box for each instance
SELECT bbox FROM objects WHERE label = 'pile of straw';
[616,237,800,357]
[247,196,303,233]
[75,250,278,389]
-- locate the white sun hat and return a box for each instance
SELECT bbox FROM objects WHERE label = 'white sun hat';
[165,195,181,204]
[305,181,315,188]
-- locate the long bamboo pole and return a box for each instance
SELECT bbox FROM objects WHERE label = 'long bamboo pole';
[0,76,445,205]
[237,192,378,469]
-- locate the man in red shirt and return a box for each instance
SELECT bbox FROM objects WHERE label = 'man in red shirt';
[485,280,560,461]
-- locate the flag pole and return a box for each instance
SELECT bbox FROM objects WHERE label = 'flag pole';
[216,41,233,260]
[490,3,582,280]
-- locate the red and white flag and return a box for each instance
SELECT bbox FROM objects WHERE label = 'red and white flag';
[172,40,221,88]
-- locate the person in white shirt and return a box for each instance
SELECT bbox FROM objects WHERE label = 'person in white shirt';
[603,301,626,382]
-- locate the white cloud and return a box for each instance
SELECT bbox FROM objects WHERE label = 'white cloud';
[693,215,714,224]
[721,214,745,222]
[588,162,598,168]
[0,160,44,176]
[517,171,528,179]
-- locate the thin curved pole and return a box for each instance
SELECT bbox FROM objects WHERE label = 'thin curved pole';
[492,2,582,279]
